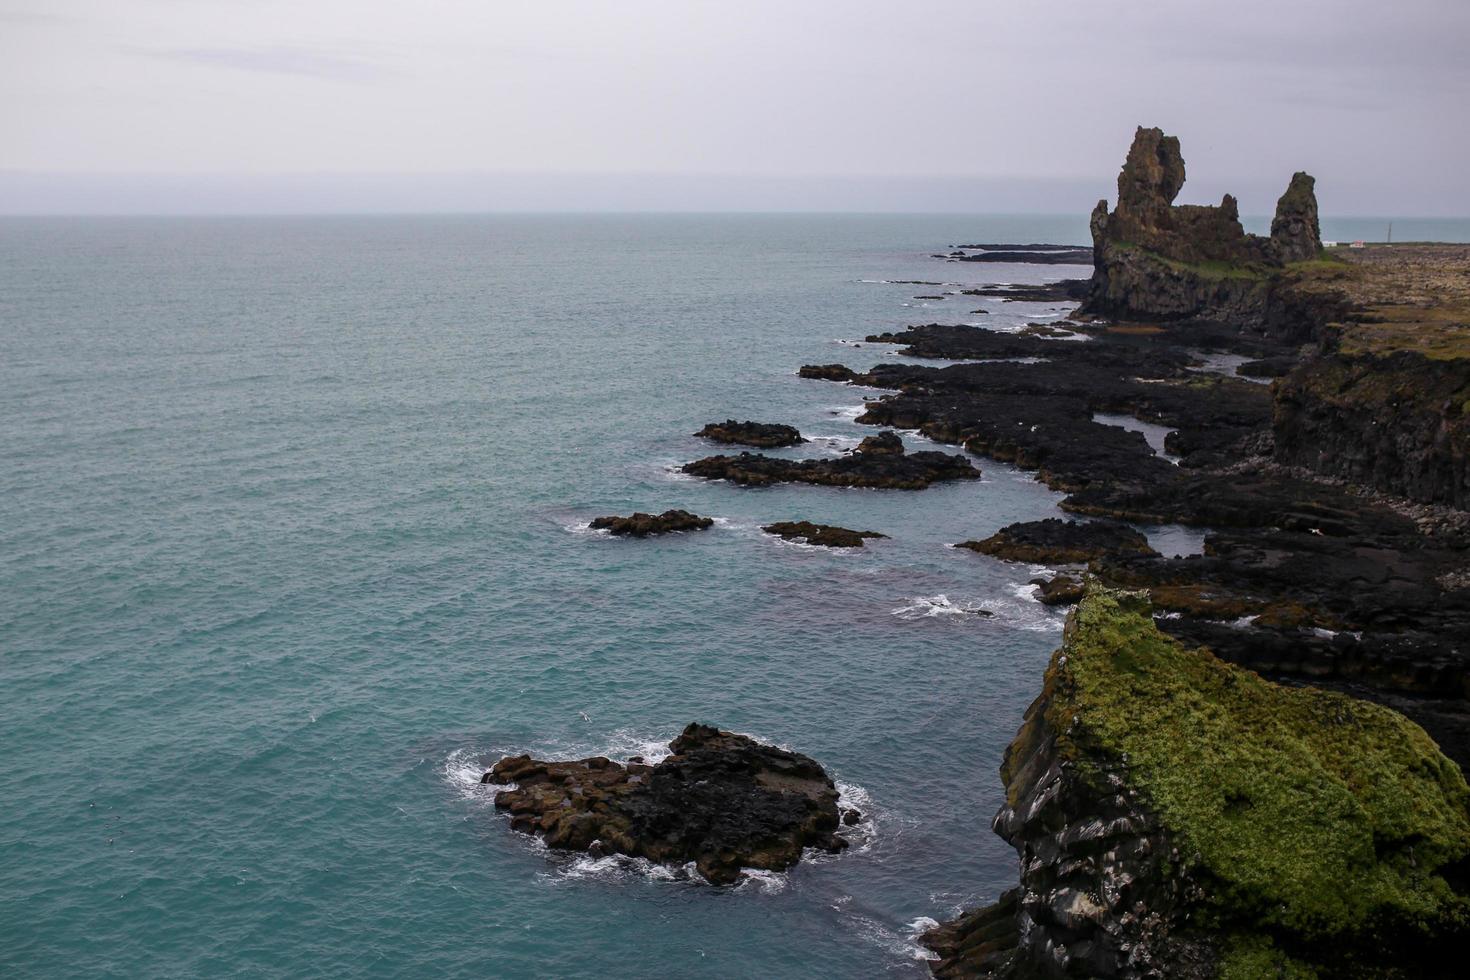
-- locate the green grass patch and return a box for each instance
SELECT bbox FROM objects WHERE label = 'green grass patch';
[1049,588,1470,947]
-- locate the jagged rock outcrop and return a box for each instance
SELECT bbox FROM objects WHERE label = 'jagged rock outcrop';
[924,587,1470,978]
[682,431,979,490]
[1080,127,1322,325]
[589,509,713,536]
[485,723,850,885]
[695,419,806,448]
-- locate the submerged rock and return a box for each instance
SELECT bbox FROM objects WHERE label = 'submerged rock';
[926,587,1470,978]
[484,723,849,884]
[957,518,1156,564]
[762,521,886,548]
[695,419,806,448]
[682,431,979,490]
[589,509,713,536]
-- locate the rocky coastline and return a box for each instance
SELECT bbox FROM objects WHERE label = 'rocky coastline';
[539,126,1470,976]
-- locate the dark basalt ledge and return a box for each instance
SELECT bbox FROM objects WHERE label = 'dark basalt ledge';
[484,723,849,885]
[694,419,806,448]
[682,431,979,490]
[762,521,886,548]
[589,509,713,536]
[923,587,1470,979]
[799,302,1470,762]
[956,249,1094,266]
[957,518,1156,564]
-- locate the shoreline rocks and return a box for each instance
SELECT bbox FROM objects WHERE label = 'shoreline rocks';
[762,521,886,548]
[683,431,979,490]
[957,518,1156,564]
[589,510,713,536]
[485,723,850,885]
[695,419,806,448]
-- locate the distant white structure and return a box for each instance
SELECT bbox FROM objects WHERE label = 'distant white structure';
[1322,240,1338,247]
[1350,240,1366,248]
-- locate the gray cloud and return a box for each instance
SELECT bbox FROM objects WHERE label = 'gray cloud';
[1,0,1467,214]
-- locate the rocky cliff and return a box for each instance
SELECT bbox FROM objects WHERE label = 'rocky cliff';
[925,587,1470,979]
[1081,127,1321,325]
[1272,243,1470,508]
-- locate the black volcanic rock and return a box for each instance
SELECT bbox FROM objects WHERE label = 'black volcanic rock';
[695,419,805,448]
[484,723,849,885]
[762,521,886,548]
[798,363,865,382]
[682,432,979,490]
[589,509,713,536]
[958,518,1156,564]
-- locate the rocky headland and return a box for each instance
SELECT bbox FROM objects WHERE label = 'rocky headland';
[776,128,1470,976]
[485,723,852,885]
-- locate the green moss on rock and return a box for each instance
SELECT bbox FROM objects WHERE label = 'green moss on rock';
[1050,587,1470,962]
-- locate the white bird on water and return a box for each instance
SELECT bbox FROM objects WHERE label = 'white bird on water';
[578,711,591,723]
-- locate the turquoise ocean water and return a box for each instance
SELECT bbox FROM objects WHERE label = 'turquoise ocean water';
[3,213,1467,978]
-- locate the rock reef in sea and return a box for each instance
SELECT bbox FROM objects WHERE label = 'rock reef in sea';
[682,431,979,490]
[761,521,886,548]
[588,509,713,536]
[484,723,853,885]
[924,586,1470,978]
[694,419,806,448]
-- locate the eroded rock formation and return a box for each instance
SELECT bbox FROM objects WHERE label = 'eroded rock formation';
[1081,126,1321,323]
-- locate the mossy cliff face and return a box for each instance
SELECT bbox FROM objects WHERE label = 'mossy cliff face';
[927,587,1470,978]
[1081,127,1322,325]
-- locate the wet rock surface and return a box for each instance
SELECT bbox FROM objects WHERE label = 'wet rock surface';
[589,509,713,536]
[694,419,806,448]
[484,723,849,885]
[762,521,886,548]
[957,518,1156,564]
[682,431,979,490]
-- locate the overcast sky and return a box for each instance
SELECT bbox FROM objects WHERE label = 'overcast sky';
[2,0,1467,214]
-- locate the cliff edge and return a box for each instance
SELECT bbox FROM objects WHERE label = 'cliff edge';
[925,587,1470,978]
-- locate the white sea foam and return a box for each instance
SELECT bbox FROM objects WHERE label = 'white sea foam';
[563,520,608,536]
[891,594,993,620]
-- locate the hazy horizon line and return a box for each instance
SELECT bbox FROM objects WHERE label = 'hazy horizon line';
[4,170,1464,219]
